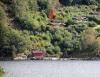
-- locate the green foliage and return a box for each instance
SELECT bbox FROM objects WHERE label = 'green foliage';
[0,66,4,77]
[97,4,100,10]
[0,0,100,58]
[0,6,7,26]
[0,25,33,54]
[81,28,100,57]
[59,0,98,6]
[96,0,100,4]
[82,28,97,51]
[88,16,100,24]
[37,0,49,11]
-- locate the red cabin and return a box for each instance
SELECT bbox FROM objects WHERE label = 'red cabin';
[32,50,44,60]
[94,12,100,15]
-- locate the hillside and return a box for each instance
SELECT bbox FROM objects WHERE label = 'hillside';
[0,0,100,58]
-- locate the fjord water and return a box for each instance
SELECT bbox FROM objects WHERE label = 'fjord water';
[0,60,100,77]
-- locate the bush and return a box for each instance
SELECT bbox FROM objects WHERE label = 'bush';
[88,16,100,24]
[81,28,100,57]
[59,0,98,6]
[53,46,61,55]
[0,0,12,4]
[0,66,4,77]
[0,25,33,57]
[0,6,7,26]
[37,0,49,11]
[97,4,100,10]
[88,21,97,27]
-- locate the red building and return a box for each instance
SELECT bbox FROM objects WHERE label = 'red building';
[94,12,100,15]
[32,50,45,60]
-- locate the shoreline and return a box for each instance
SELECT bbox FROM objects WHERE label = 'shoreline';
[0,57,100,61]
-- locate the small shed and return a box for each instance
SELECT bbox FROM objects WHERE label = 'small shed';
[32,50,45,60]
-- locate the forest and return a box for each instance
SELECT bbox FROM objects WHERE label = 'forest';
[0,0,100,58]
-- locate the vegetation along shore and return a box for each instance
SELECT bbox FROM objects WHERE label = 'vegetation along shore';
[0,0,100,60]
[0,66,4,77]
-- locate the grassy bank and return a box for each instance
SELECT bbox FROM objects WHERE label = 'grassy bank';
[0,66,4,77]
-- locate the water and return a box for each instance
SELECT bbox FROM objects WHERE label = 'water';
[0,60,100,77]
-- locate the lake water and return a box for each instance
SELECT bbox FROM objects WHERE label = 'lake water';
[0,60,100,77]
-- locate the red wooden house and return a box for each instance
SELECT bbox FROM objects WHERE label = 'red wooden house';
[94,12,100,15]
[31,50,45,60]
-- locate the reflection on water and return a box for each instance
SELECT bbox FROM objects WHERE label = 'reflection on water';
[0,60,100,77]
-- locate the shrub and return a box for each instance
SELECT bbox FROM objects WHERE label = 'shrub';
[88,21,97,27]
[81,28,100,57]
[0,66,4,77]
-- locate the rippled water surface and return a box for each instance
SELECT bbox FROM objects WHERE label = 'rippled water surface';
[0,60,100,77]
